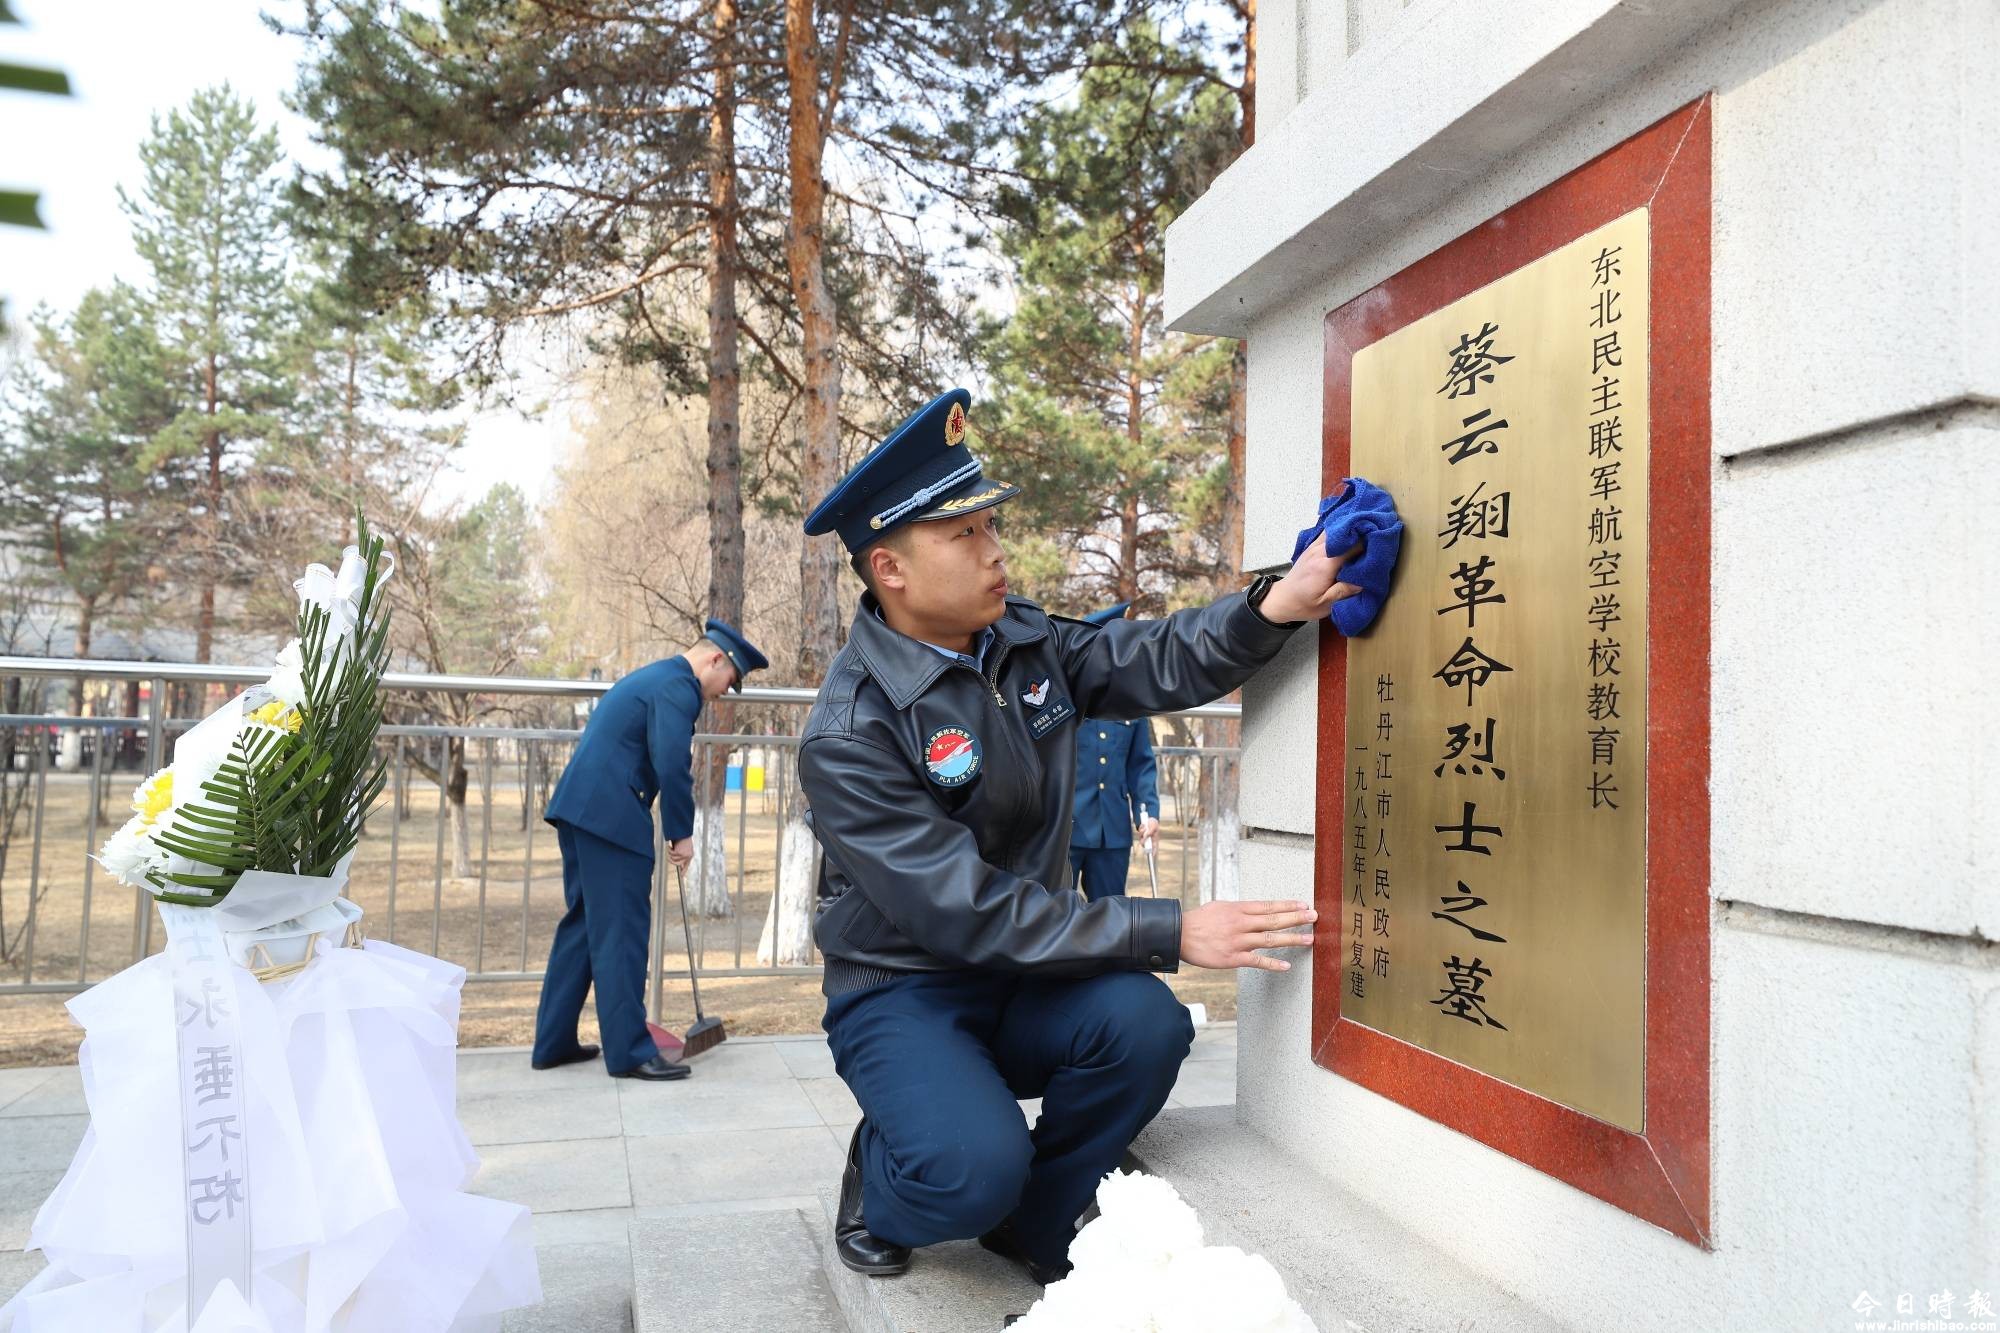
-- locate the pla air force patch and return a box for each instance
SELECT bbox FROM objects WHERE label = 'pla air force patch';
[924,726,982,787]
[1022,678,1050,707]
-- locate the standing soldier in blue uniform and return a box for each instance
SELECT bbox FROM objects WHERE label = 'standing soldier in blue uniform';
[532,620,768,1081]
[1068,602,1161,901]
[796,388,1380,1296]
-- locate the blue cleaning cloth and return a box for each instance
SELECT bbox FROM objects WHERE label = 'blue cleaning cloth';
[1290,478,1402,636]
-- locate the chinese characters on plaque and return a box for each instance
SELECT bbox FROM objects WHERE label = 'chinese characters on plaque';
[1341,208,1650,1132]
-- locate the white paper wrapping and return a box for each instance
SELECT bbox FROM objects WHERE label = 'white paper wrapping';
[0,929,541,1332]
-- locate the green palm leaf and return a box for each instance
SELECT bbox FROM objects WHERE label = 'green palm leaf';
[166,515,392,904]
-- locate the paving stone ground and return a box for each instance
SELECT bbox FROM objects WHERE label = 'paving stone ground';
[0,1025,1236,1332]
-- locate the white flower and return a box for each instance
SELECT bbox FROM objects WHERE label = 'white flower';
[1012,1172,1317,1333]
[1069,1170,1204,1276]
[1154,1247,1316,1333]
[96,815,163,890]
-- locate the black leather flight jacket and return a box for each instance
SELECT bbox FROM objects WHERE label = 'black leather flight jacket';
[800,589,1299,996]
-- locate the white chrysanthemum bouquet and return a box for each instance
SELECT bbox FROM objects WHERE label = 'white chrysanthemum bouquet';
[97,522,393,909]
[1011,1171,1319,1333]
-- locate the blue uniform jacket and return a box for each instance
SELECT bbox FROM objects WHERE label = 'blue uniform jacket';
[544,657,702,858]
[1069,717,1159,850]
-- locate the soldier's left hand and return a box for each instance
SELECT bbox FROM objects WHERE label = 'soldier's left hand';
[1259,539,1365,624]
[1181,899,1318,972]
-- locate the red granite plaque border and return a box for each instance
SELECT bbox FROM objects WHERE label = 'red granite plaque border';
[1311,97,1713,1247]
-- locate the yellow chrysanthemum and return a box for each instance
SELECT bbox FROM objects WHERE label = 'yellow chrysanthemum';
[248,699,303,734]
[132,770,173,826]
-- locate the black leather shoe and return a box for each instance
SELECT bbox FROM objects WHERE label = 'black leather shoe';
[610,1055,691,1081]
[978,1217,1072,1287]
[837,1121,911,1276]
[530,1043,600,1071]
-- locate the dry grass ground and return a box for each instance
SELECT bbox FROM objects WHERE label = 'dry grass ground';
[0,770,1236,1068]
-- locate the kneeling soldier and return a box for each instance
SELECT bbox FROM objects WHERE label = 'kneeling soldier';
[798,388,1372,1291]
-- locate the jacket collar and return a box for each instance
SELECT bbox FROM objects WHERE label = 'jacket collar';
[847,593,1047,711]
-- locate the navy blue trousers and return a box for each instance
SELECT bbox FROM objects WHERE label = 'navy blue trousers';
[533,824,660,1074]
[824,969,1192,1270]
[1068,844,1131,901]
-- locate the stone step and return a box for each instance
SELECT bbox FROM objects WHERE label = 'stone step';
[631,1207,845,1333]
[807,1110,1558,1333]
[815,1186,1044,1333]
[1131,1107,1565,1332]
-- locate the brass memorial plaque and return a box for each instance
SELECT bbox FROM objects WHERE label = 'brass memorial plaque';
[1340,208,1649,1132]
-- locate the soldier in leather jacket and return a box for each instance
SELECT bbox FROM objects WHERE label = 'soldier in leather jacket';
[799,388,1369,1288]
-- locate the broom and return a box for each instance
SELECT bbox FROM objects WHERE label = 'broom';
[672,861,727,1057]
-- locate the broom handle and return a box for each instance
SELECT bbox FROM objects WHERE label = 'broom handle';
[673,861,706,1020]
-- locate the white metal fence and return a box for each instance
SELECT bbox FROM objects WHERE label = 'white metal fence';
[0,657,1241,1023]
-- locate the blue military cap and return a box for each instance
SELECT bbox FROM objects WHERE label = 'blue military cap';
[803,388,1019,554]
[1082,602,1132,627]
[703,618,768,692]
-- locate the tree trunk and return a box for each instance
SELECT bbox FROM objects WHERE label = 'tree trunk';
[786,0,843,685]
[1239,0,1257,152]
[342,335,358,546]
[197,351,221,683]
[758,796,818,966]
[72,594,94,710]
[781,0,850,953]
[447,736,472,878]
[686,0,749,925]
[1120,275,1146,600]
[707,0,746,633]
[686,730,733,918]
[122,680,140,767]
[689,798,732,918]
[397,742,412,820]
[58,595,95,773]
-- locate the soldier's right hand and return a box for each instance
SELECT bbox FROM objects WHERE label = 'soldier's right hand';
[1179,900,1317,972]
[668,837,694,869]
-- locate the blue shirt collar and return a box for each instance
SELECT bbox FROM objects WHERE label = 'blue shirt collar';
[875,607,993,670]
[925,625,994,670]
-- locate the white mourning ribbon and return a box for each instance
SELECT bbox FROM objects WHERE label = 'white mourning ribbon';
[292,543,395,654]
[163,855,358,1319]
[162,901,253,1318]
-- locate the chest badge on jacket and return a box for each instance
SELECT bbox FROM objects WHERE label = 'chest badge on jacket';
[924,726,983,787]
[1022,678,1051,707]
[1026,693,1076,739]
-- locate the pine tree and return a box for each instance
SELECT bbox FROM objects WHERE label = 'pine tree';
[982,23,1241,610]
[1,284,183,709]
[121,86,292,681]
